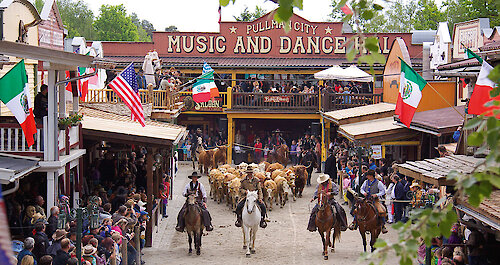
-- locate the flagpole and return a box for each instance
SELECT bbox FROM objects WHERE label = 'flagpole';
[425,82,465,119]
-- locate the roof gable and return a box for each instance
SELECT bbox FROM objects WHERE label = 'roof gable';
[40,0,63,30]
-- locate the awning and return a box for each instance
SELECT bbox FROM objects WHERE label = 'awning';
[0,154,39,184]
[394,105,465,136]
[314,65,373,82]
[397,154,484,186]
[338,117,410,143]
[455,190,500,232]
[81,107,187,146]
[322,102,395,125]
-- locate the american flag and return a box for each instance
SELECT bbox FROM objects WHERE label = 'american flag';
[108,63,145,126]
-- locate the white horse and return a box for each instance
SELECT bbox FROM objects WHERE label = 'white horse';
[242,190,260,257]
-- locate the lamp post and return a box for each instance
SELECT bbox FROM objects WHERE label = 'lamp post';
[59,196,100,265]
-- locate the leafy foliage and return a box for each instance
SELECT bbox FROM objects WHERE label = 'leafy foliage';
[34,0,44,13]
[93,4,139,41]
[164,25,179,32]
[233,6,268,22]
[130,13,153,41]
[443,0,500,28]
[57,0,96,39]
[413,0,446,30]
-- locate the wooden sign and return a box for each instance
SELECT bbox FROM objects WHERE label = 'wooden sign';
[264,95,290,103]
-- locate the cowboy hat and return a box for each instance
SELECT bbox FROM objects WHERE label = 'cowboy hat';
[410,182,421,189]
[316,174,330,184]
[188,171,201,179]
[245,165,254,174]
[273,129,281,133]
[52,229,68,241]
[82,245,97,256]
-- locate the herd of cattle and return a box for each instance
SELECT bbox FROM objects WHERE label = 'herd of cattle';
[206,162,309,211]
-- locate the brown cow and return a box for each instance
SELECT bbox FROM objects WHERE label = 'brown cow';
[198,149,216,174]
[292,165,307,198]
[212,146,227,168]
[267,163,284,173]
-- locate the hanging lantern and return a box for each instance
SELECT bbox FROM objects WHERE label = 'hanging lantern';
[57,212,66,229]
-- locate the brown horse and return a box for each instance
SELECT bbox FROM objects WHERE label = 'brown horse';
[315,190,341,260]
[184,194,204,255]
[267,144,289,166]
[354,197,382,252]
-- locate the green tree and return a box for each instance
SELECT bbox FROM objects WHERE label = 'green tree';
[34,0,44,13]
[413,0,446,30]
[93,4,139,41]
[141,20,156,38]
[384,0,419,32]
[130,13,151,41]
[164,25,179,32]
[443,0,500,28]
[234,5,267,21]
[57,0,96,39]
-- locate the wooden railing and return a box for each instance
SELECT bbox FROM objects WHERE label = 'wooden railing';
[321,92,383,112]
[231,92,319,112]
[0,124,43,154]
[86,88,182,111]
[179,91,229,108]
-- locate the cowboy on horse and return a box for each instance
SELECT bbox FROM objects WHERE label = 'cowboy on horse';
[270,129,286,151]
[175,172,214,232]
[307,174,348,232]
[235,166,267,229]
[349,169,388,234]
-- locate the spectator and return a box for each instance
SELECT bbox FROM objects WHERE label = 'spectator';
[47,229,67,257]
[66,258,78,265]
[17,237,36,265]
[467,227,487,265]
[136,69,146,90]
[53,238,71,265]
[324,149,337,182]
[39,255,52,265]
[437,145,449,157]
[46,207,59,239]
[33,222,49,262]
[393,175,405,223]
[254,138,263,163]
[441,247,454,265]
[453,126,461,142]
[290,140,298,165]
[34,84,48,123]
[82,245,98,265]
[368,158,377,170]
[111,206,127,223]
[20,255,35,265]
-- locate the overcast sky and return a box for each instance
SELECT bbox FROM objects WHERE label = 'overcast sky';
[86,0,334,32]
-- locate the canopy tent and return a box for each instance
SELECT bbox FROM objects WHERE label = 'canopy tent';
[314,65,374,82]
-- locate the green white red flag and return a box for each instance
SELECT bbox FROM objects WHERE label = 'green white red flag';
[192,71,218,103]
[0,60,37,147]
[395,58,427,127]
[463,46,483,63]
[468,61,500,117]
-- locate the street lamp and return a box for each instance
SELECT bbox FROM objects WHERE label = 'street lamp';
[58,196,100,265]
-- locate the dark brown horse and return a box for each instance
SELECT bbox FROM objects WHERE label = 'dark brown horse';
[184,194,204,255]
[354,197,382,252]
[267,144,289,166]
[315,190,341,260]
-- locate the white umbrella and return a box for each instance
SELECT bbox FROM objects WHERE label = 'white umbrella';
[314,65,373,82]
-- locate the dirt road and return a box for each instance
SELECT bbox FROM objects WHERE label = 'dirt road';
[142,162,399,265]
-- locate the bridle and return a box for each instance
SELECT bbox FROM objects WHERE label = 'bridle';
[246,193,257,214]
[355,198,377,222]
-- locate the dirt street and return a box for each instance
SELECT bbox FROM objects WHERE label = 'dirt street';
[143,162,399,265]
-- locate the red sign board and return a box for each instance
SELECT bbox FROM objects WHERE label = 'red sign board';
[264,95,290,103]
[102,11,421,60]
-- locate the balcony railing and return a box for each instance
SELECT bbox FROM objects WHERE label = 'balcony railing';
[321,92,383,112]
[0,124,43,155]
[86,88,182,111]
[231,92,319,112]
[179,91,229,109]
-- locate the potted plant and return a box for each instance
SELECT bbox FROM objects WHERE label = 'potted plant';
[58,113,83,130]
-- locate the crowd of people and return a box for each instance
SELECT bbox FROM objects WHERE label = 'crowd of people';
[233,79,370,95]
[7,149,171,265]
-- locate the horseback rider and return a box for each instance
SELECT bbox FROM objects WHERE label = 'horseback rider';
[307,174,348,232]
[270,129,286,151]
[349,169,388,234]
[175,172,214,232]
[235,166,267,229]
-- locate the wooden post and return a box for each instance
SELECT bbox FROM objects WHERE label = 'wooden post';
[231,73,236,87]
[134,225,141,265]
[227,117,234,164]
[227,87,233,110]
[121,236,128,265]
[145,147,154,247]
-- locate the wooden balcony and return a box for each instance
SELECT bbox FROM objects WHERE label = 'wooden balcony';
[321,92,383,112]
[230,92,319,113]
[86,88,183,111]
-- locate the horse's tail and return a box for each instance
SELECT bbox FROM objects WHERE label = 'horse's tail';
[333,221,341,242]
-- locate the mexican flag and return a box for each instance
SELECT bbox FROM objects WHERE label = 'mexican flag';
[395,59,427,127]
[464,46,483,63]
[192,71,218,103]
[0,60,37,147]
[468,61,500,117]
